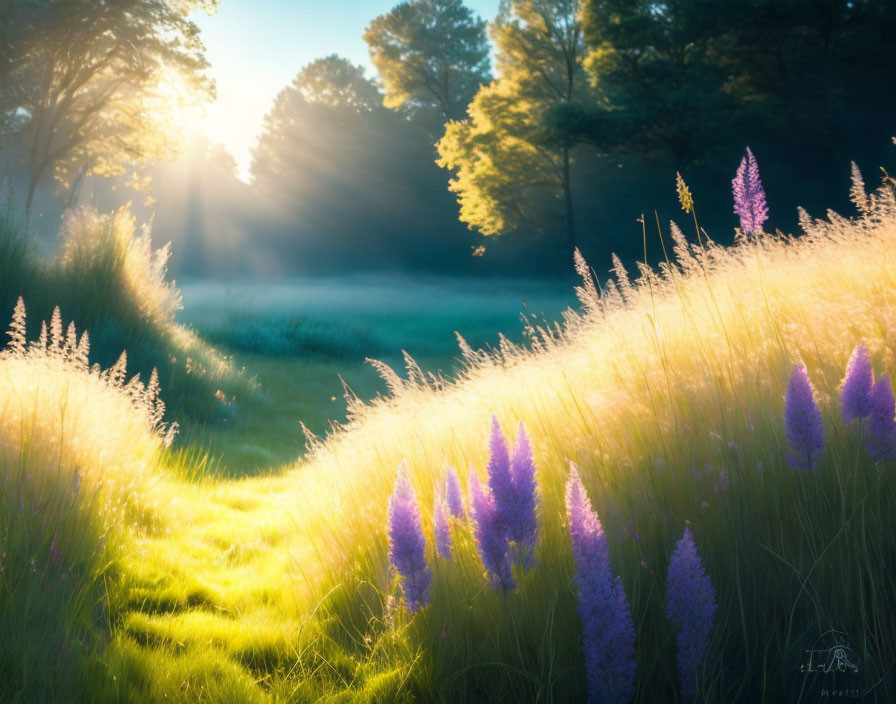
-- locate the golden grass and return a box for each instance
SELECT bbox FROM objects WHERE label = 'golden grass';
[4,181,896,700]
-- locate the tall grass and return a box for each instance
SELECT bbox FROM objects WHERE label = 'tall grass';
[258,170,896,700]
[4,170,896,701]
[0,206,252,426]
[0,313,174,702]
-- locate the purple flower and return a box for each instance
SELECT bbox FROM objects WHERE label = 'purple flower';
[444,465,464,518]
[468,469,515,590]
[785,364,825,471]
[866,374,896,462]
[841,344,873,424]
[667,527,717,702]
[566,464,636,704]
[508,422,538,569]
[732,147,769,237]
[387,461,431,611]
[486,415,514,534]
[434,489,452,559]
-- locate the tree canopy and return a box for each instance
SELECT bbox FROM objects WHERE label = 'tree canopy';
[364,0,492,124]
[250,55,476,271]
[0,0,215,216]
[437,0,589,252]
[577,0,896,166]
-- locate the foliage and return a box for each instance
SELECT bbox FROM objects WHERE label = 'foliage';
[0,207,251,426]
[251,55,476,267]
[0,0,215,214]
[5,170,896,701]
[578,0,733,164]
[364,0,491,124]
[290,54,383,113]
[0,306,174,702]
[436,0,590,251]
[578,0,896,166]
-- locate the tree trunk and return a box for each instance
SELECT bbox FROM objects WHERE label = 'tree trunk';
[562,144,576,255]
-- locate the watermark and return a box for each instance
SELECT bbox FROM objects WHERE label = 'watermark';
[800,630,867,700]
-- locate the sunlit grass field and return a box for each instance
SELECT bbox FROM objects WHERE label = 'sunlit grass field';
[3,178,896,702]
[175,277,574,474]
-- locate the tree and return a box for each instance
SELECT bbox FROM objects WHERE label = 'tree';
[436,0,589,253]
[578,0,896,167]
[578,0,732,166]
[289,54,383,113]
[0,0,215,219]
[364,0,491,124]
[250,55,384,217]
[710,0,896,156]
[250,55,473,271]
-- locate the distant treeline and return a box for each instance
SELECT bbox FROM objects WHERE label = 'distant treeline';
[2,0,896,277]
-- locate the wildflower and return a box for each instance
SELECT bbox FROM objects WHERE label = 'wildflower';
[508,422,538,569]
[444,465,464,518]
[486,415,514,535]
[468,470,514,590]
[785,364,825,471]
[676,172,694,214]
[732,147,769,237]
[866,374,896,462]
[841,344,873,424]
[433,489,452,559]
[667,527,717,702]
[566,464,636,704]
[387,461,431,611]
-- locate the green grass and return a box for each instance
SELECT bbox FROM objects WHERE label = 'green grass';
[0,207,254,427]
[175,277,573,475]
[3,180,896,701]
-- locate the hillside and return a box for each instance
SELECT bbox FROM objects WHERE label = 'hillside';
[3,180,896,702]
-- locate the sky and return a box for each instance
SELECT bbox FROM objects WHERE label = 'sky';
[192,0,501,179]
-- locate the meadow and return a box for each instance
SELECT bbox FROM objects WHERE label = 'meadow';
[176,276,574,473]
[2,166,896,703]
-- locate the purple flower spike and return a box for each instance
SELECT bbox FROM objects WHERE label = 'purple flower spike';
[732,147,769,237]
[434,489,452,559]
[509,422,539,569]
[667,527,717,702]
[486,415,514,533]
[785,364,825,471]
[468,470,515,591]
[867,374,896,462]
[841,344,873,424]
[444,465,464,518]
[387,461,431,611]
[566,464,636,704]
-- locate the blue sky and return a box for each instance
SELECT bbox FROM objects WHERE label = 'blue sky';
[192,0,501,176]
